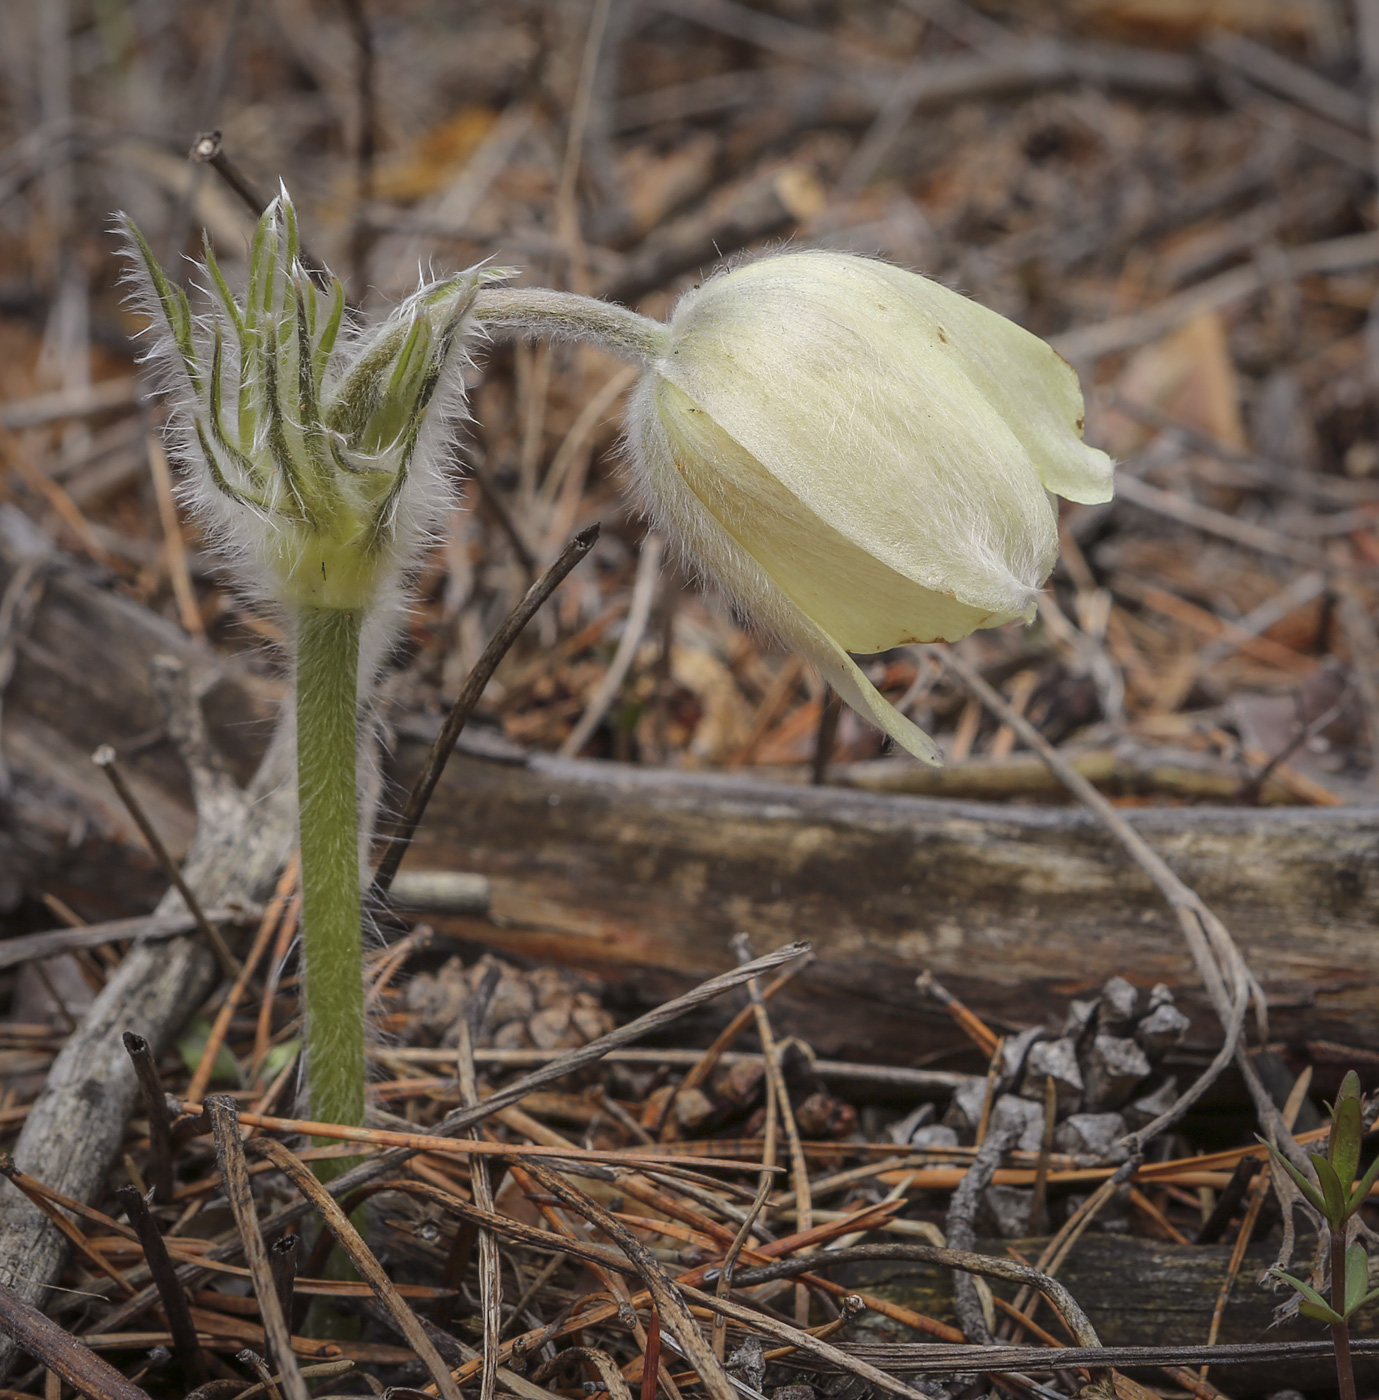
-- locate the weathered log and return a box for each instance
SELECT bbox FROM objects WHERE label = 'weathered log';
[836,1233,1379,1393]
[390,735,1379,1063]
[0,506,278,921]
[5,508,1379,1070]
[0,510,293,1379]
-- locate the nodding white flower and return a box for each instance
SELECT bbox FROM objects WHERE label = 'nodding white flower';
[122,191,503,618]
[623,250,1114,765]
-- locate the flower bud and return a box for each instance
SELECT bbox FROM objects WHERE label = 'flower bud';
[624,250,1114,765]
[123,191,504,614]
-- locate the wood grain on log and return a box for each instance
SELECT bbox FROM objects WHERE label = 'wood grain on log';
[390,739,1379,1063]
[838,1234,1378,1392]
[0,506,278,920]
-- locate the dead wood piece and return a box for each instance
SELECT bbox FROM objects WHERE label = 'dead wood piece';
[838,1339,1379,1376]
[0,1279,150,1400]
[0,521,294,1380]
[0,504,277,914]
[392,746,1379,1063]
[834,1233,1379,1391]
[0,910,235,971]
[836,746,1314,805]
[120,1033,174,1205]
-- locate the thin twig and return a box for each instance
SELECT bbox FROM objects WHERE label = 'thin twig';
[0,1280,151,1400]
[121,1033,175,1205]
[945,1114,1018,1344]
[371,523,599,895]
[187,132,327,276]
[247,1137,463,1400]
[205,1098,310,1400]
[268,1234,297,1334]
[114,1185,203,1382]
[92,745,239,980]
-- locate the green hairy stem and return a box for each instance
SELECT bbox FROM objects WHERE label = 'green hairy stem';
[295,603,366,1167]
[472,286,668,362]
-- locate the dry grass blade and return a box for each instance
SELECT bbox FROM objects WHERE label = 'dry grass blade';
[517,1157,736,1400]
[245,1137,462,1400]
[452,983,499,1400]
[531,1348,634,1400]
[676,1283,934,1400]
[205,1099,310,1400]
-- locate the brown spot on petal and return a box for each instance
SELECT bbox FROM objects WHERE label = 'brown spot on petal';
[937,327,948,343]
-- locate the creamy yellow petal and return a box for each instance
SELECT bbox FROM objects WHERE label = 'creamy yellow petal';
[655,251,1102,616]
[624,376,944,765]
[785,611,944,767]
[655,378,1015,649]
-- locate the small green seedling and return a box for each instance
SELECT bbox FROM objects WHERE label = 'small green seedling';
[1265,1071,1377,1400]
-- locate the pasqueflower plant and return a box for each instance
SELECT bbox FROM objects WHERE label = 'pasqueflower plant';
[126,190,1112,1153]
[124,192,499,1154]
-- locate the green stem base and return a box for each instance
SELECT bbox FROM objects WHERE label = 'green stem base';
[295,605,366,1156]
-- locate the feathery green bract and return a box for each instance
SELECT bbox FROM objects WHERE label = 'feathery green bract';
[123,193,507,612]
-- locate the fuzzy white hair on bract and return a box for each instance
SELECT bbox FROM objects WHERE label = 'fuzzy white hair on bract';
[119,202,496,936]
[118,203,490,692]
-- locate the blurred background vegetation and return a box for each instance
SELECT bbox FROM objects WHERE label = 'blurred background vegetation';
[1,0,1376,800]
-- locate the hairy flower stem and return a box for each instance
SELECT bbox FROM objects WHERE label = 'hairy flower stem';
[295,603,365,1176]
[1332,1226,1357,1400]
[472,286,667,362]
